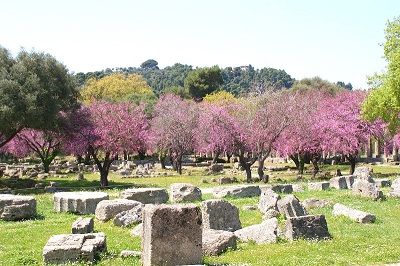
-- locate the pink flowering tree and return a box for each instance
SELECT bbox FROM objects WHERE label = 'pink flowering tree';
[275,91,327,176]
[65,102,150,187]
[196,103,242,163]
[4,129,62,173]
[150,94,198,174]
[316,91,384,174]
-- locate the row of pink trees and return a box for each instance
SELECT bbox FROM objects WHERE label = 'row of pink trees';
[1,90,394,186]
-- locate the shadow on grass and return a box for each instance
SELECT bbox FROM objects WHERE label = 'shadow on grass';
[0,176,165,195]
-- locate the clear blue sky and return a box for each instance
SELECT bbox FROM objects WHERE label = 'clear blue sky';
[0,0,398,88]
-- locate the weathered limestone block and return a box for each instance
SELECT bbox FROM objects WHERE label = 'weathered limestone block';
[113,204,144,227]
[308,182,330,191]
[332,203,376,223]
[170,183,202,203]
[213,185,261,198]
[330,176,349,189]
[42,233,106,264]
[120,188,168,204]
[284,215,331,241]
[271,184,293,194]
[352,179,384,200]
[202,229,237,256]
[277,195,308,218]
[141,204,202,266]
[54,192,109,214]
[353,167,375,182]
[95,199,143,222]
[72,217,94,234]
[258,188,280,213]
[131,223,143,238]
[0,194,36,221]
[302,198,331,210]
[201,199,241,232]
[234,218,278,244]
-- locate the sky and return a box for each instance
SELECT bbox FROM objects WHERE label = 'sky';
[0,0,398,89]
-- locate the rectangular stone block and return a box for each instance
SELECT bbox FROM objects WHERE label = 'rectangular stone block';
[142,204,202,266]
[284,215,331,241]
[72,217,94,234]
[308,182,330,191]
[330,176,348,189]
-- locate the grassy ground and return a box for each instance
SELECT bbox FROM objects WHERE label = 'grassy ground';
[0,163,400,265]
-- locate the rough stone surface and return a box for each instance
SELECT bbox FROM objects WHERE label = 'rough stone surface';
[308,182,330,191]
[202,229,237,256]
[271,184,293,194]
[72,217,94,234]
[120,250,141,258]
[0,194,36,221]
[131,223,143,238]
[352,179,384,200]
[284,215,331,241]
[353,167,375,182]
[343,175,356,188]
[209,164,224,173]
[262,209,280,220]
[374,178,391,188]
[202,199,241,232]
[54,192,109,214]
[218,177,235,185]
[42,233,106,264]
[213,185,261,198]
[141,204,202,266]
[333,203,376,223]
[302,198,331,210]
[113,204,144,227]
[390,178,400,197]
[258,188,280,213]
[277,195,308,218]
[170,183,202,203]
[95,199,143,222]
[330,176,349,189]
[292,184,305,192]
[120,188,168,204]
[234,218,278,244]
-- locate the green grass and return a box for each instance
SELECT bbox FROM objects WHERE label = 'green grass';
[1,163,400,265]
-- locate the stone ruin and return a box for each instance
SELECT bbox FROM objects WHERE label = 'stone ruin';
[0,194,36,221]
[43,233,106,264]
[54,191,109,214]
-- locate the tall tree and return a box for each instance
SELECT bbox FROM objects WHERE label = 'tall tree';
[80,73,155,104]
[65,102,150,187]
[151,94,198,174]
[184,66,223,101]
[0,47,78,148]
[362,16,400,132]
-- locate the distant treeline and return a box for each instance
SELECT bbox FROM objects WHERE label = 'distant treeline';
[74,59,353,95]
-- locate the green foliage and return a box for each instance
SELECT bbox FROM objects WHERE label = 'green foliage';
[291,77,342,94]
[184,65,224,100]
[0,46,78,147]
[336,81,353,90]
[162,86,191,99]
[362,16,400,132]
[140,59,159,69]
[203,90,237,105]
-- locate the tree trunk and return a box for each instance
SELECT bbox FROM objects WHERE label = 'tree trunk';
[298,154,305,175]
[43,161,50,173]
[159,154,166,169]
[100,169,109,187]
[311,154,320,178]
[212,151,220,164]
[238,154,252,183]
[346,154,356,174]
[123,151,128,161]
[290,154,300,169]
[138,150,146,160]
[76,155,83,164]
[84,152,91,165]
[226,153,232,163]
